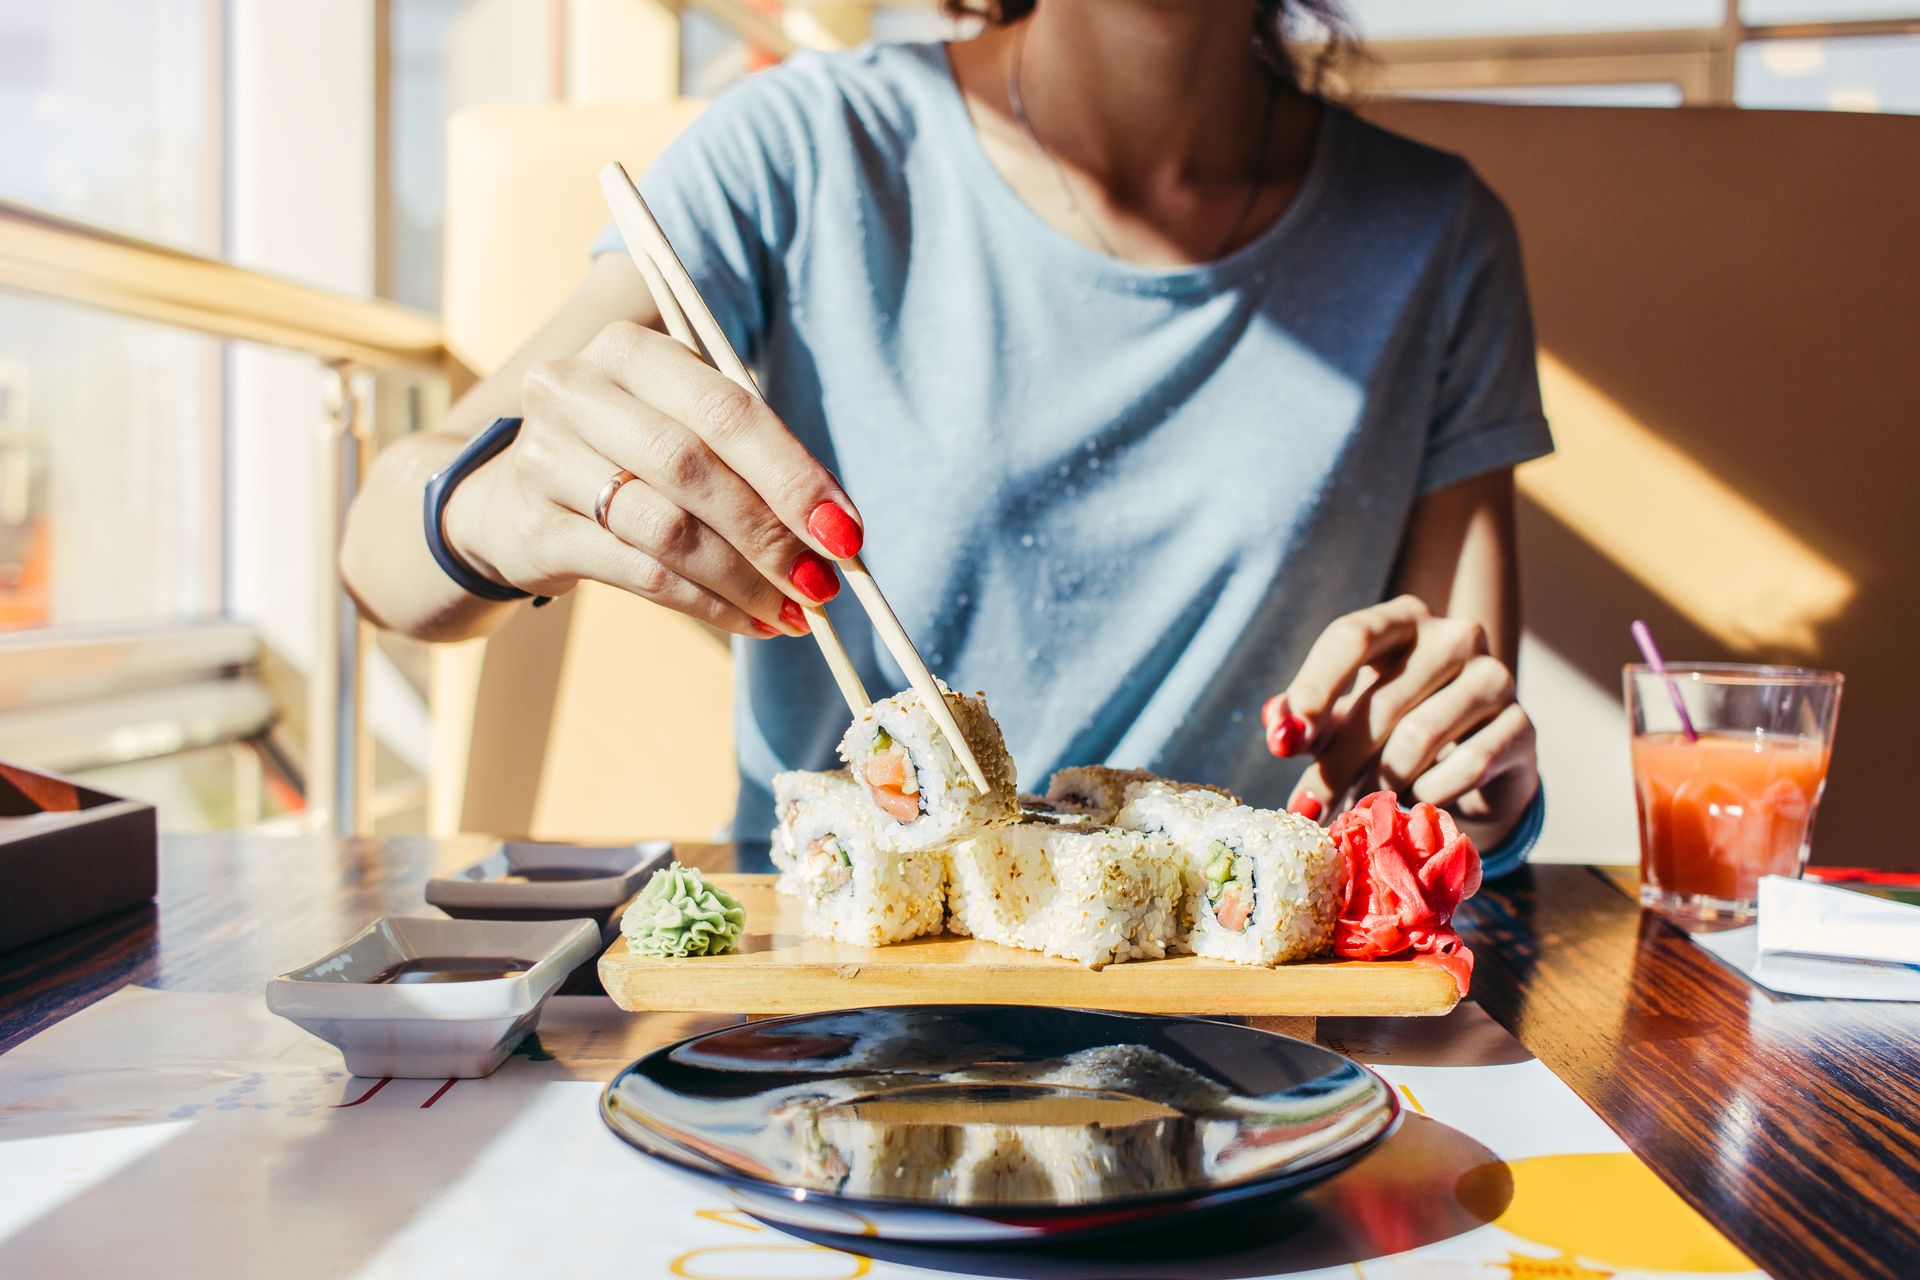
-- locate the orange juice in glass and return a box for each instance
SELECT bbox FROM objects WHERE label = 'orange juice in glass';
[1623,664,1842,919]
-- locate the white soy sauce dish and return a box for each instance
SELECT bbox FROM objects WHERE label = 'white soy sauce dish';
[425,839,670,938]
[266,916,600,1078]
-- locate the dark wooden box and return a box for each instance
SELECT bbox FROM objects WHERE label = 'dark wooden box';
[0,761,157,953]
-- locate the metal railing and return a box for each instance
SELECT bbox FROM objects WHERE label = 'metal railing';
[0,197,462,837]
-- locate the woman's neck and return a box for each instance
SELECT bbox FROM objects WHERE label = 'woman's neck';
[946,3,1321,265]
[1013,1,1279,191]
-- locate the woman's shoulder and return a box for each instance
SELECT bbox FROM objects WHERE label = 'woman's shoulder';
[1323,103,1515,235]
[692,41,949,156]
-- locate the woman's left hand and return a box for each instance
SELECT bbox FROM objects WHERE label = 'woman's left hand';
[1263,594,1539,842]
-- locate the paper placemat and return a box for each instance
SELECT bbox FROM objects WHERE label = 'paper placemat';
[0,988,1762,1279]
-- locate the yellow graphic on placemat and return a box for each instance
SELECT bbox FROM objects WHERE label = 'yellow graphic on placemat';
[1492,1248,1613,1279]
[668,1245,871,1279]
[672,1206,873,1279]
[1460,1153,1754,1273]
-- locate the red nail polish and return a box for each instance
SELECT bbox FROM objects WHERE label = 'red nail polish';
[789,551,839,603]
[1289,794,1324,822]
[1270,714,1307,757]
[807,502,863,559]
[1261,695,1286,731]
[779,599,809,632]
[751,620,778,637]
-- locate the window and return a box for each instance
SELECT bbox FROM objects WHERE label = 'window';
[1351,0,1920,112]
[1347,0,1723,40]
[1737,34,1920,112]
[385,0,556,312]
[1406,83,1688,108]
[0,0,223,631]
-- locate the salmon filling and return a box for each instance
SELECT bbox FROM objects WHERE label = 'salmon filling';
[1204,840,1255,933]
[800,836,854,898]
[860,728,922,824]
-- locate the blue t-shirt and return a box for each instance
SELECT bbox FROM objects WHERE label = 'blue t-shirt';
[593,42,1553,839]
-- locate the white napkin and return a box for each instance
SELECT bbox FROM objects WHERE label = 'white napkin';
[1756,874,1920,965]
[1690,874,1920,1001]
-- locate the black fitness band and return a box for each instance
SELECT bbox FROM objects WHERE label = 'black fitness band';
[423,416,551,607]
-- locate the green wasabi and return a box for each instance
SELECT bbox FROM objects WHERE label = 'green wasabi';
[621,862,746,958]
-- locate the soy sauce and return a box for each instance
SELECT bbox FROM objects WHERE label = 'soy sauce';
[369,956,536,984]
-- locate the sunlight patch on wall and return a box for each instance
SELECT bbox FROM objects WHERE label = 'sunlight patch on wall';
[1519,352,1854,654]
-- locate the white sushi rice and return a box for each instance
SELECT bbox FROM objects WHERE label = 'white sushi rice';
[771,769,944,944]
[945,823,1186,968]
[770,769,870,896]
[838,682,1019,851]
[1115,783,1339,966]
[799,838,946,948]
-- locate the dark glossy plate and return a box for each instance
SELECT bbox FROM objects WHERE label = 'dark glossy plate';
[600,1005,1399,1244]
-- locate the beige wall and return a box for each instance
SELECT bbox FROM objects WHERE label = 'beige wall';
[1368,100,1920,870]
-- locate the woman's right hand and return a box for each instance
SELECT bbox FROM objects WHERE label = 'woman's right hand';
[440,320,866,638]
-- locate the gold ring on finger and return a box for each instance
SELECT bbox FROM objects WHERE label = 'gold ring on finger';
[594,469,638,532]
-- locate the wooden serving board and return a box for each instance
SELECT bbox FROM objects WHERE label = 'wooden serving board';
[598,875,1459,1020]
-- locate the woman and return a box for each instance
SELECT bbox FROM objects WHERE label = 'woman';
[343,0,1549,870]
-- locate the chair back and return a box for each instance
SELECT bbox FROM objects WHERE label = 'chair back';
[435,101,736,841]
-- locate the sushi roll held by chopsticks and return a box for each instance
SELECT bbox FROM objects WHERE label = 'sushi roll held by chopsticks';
[838,683,1018,850]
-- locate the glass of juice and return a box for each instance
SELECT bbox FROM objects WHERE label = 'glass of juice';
[1623,664,1842,919]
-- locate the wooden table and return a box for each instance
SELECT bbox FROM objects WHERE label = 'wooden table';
[2,834,1917,1280]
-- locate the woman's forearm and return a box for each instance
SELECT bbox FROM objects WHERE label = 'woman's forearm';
[1390,469,1520,666]
[341,428,519,642]
[341,254,664,642]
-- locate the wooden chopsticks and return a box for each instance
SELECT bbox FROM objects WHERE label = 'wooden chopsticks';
[597,163,990,794]
[597,164,870,719]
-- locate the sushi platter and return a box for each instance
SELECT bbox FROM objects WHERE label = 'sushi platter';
[608,687,1483,1032]
[598,874,1460,1018]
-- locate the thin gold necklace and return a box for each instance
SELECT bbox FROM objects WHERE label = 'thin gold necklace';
[1006,28,1278,263]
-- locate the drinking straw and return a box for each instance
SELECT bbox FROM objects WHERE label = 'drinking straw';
[1631,619,1699,743]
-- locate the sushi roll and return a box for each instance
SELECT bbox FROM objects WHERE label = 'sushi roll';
[796,827,946,948]
[1116,784,1339,967]
[837,683,1018,850]
[1037,1043,1230,1111]
[783,1105,958,1200]
[1043,766,1238,824]
[1017,1115,1194,1204]
[1016,792,1100,827]
[951,1127,1056,1205]
[770,769,868,897]
[771,772,943,945]
[945,823,1186,968]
